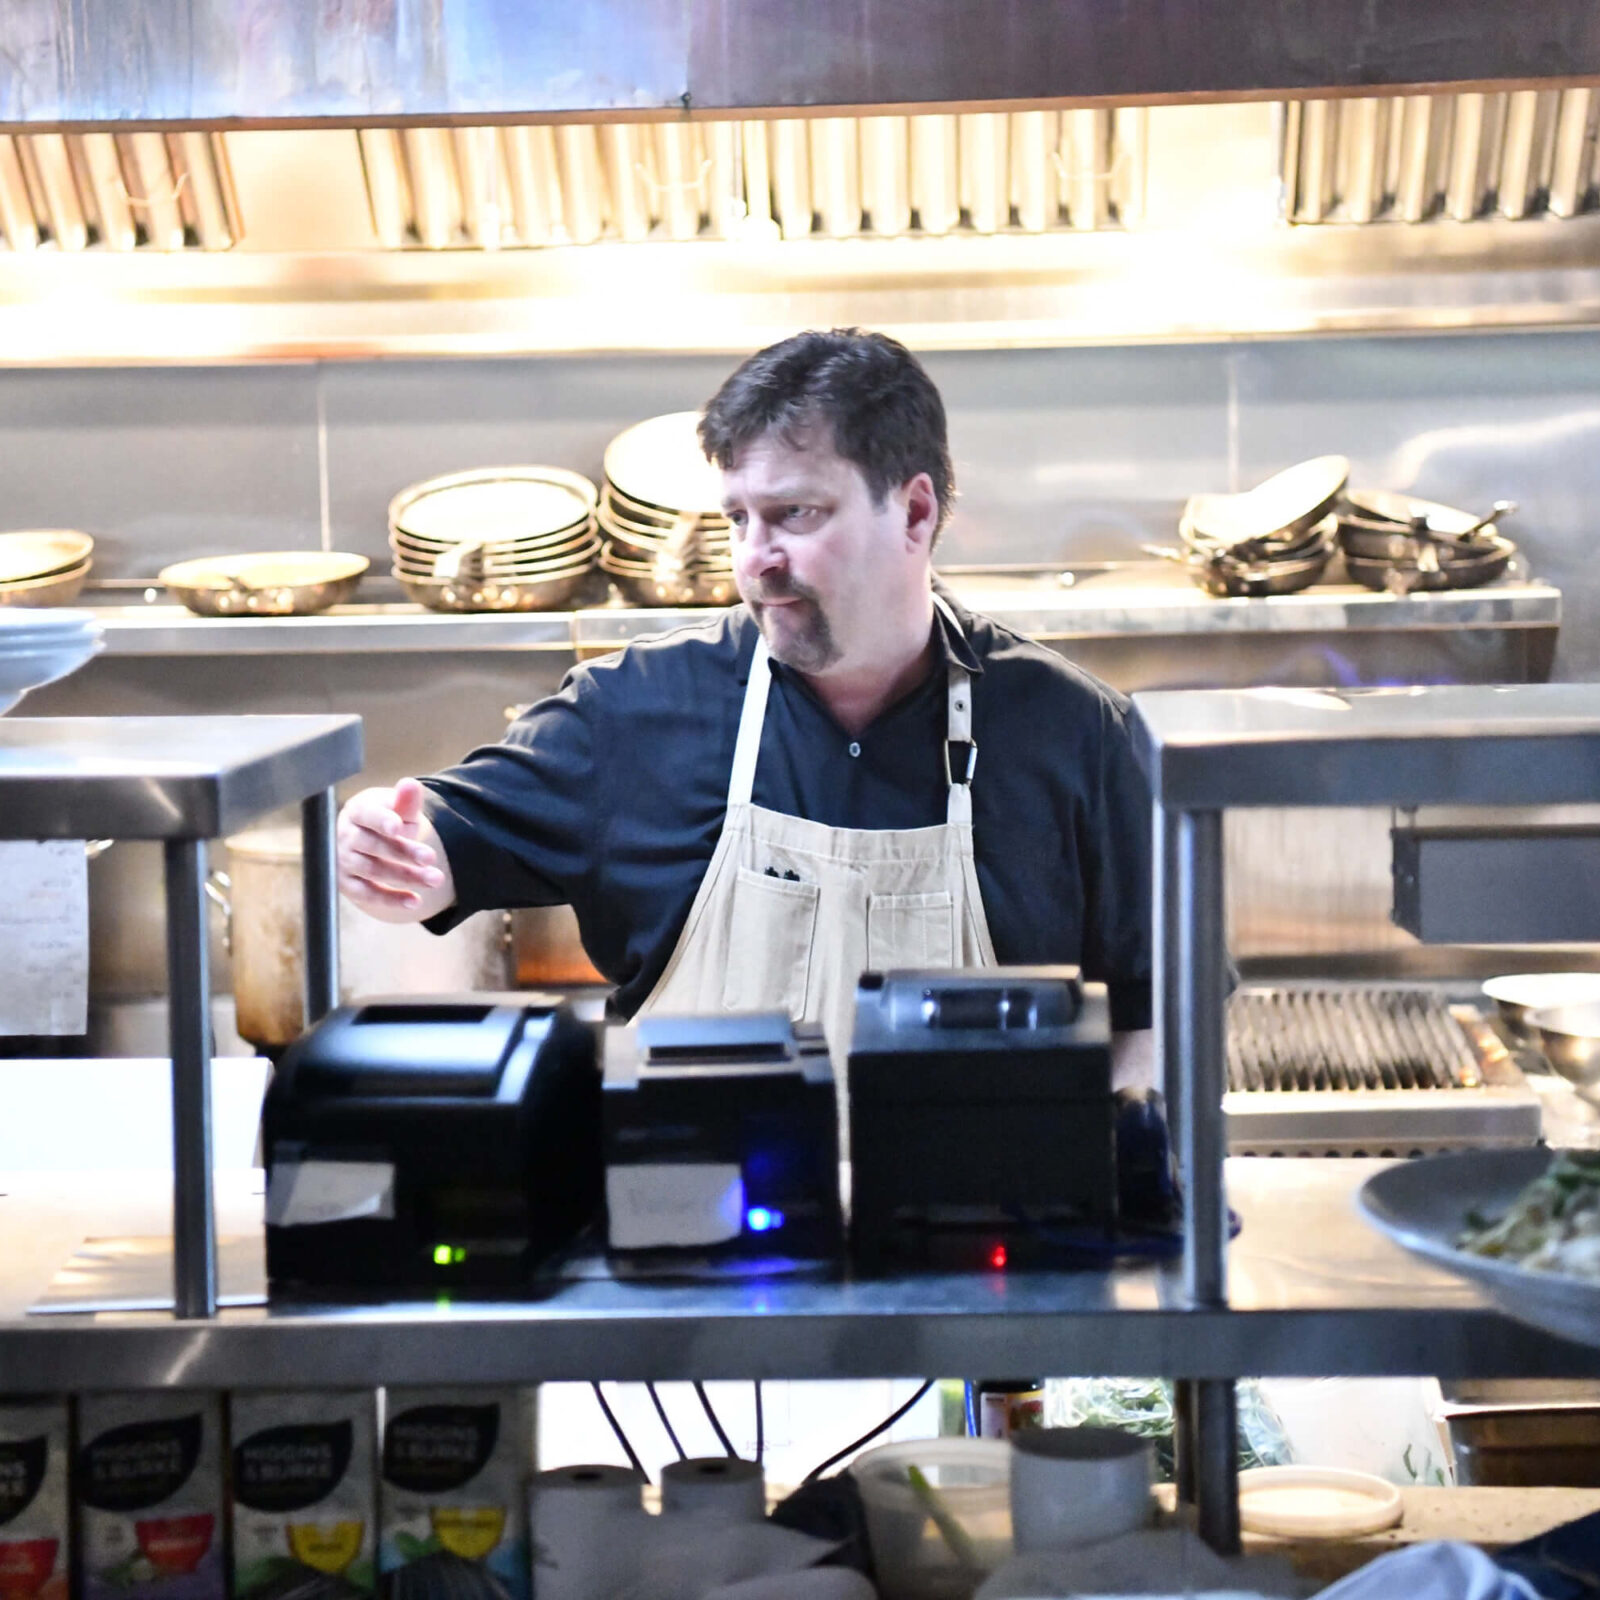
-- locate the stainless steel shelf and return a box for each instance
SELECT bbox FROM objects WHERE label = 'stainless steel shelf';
[0,1160,1595,1394]
[90,603,575,655]
[1133,681,1600,810]
[0,714,362,838]
[83,578,1562,656]
[0,716,363,1319]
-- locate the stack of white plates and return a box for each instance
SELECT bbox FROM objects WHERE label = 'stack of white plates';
[599,413,736,606]
[0,530,95,608]
[387,467,601,612]
[0,607,103,714]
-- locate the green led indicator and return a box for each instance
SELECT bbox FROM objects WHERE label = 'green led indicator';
[451,1247,466,1264]
[432,1244,451,1265]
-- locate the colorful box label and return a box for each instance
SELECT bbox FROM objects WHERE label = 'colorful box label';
[231,1392,377,1599]
[0,1403,69,1600]
[78,1394,223,1600]
[379,1390,527,1600]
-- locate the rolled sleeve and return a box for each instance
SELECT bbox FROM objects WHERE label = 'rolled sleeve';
[418,670,599,935]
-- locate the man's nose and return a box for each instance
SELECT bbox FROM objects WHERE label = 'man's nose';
[742,518,786,570]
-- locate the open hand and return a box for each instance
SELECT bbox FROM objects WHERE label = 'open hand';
[336,777,454,920]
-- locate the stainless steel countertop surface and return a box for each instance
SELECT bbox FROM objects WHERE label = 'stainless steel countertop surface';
[1132,683,1600,810]
[0,714,364,837]
[77,576,1561,655]
[0,1159,1595,1392]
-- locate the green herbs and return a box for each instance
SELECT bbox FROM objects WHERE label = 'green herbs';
[1459,1152,1600,1278]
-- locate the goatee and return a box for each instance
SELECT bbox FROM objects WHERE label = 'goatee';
[750,579,840,672]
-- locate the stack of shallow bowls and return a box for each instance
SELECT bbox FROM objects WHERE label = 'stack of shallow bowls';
[1168,456,1349,598]
[599,412,737,606]
[0,606,103,714]
[388,467,601,612]
[1334,490,1517,595]
[0,530,95,608]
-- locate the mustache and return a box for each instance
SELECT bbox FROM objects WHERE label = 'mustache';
[750,574,821,606]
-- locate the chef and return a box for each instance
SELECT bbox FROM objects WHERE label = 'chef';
[337,328,1154,1086]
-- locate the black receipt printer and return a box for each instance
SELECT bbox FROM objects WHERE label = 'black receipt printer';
[847,966,1116,1273]
[602,1012,843,1263]
[262,996,601,1291]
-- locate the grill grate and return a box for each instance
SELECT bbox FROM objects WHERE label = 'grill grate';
[1227,987,1482,1094]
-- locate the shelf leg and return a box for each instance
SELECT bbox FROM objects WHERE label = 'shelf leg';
[165,837,217,1321]
[302,787,339,1027]
[1172,1376,1198,1505]
[1194,1378,1240,1554]
[1154,803,1183,1152]
[1175,807,1228,1308]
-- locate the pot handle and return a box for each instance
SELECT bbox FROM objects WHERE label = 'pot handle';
[204,869,233,955]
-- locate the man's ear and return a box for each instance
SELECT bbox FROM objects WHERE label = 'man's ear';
[901,471,940,553]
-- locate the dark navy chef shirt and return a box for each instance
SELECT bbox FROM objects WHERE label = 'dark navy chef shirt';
[419,593,1154,1031]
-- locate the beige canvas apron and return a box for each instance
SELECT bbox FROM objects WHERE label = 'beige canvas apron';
[640,598,998,1113]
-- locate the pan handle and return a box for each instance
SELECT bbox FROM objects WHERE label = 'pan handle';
[204,869,233,956]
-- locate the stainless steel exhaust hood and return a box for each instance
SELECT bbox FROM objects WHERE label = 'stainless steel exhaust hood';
[1,2,1599,361]
[3,0,1598,127]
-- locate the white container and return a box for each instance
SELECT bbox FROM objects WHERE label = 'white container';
[1008,1428,1152,1554]
[852,1439,1010,1600]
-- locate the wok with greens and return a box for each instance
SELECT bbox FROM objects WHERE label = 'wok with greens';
[1458,1151,1600,1279]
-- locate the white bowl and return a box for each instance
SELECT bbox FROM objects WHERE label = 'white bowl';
[0,628,103,713]
[1483,972,1600,1037]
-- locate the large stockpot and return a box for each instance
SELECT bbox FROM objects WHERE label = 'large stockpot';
[219,827,513,1049]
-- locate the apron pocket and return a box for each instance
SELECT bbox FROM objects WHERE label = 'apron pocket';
[723,867,820,1017]
[868,890,956,971]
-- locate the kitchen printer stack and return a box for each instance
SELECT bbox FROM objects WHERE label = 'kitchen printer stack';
[261,967,1119,1290]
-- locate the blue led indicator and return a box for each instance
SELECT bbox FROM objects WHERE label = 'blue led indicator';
[746,1206,785,1233]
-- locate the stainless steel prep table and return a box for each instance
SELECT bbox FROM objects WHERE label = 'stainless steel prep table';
[0,1158,1595,1390]
[1131,682,1600,1550]
[0,715,363,1316]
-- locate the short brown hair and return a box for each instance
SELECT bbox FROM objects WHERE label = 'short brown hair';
[699,329,955,535]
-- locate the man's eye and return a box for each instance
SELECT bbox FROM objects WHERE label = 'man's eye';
[784,506,814,524]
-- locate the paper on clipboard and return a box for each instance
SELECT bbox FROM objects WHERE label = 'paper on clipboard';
[0,840,88,1036]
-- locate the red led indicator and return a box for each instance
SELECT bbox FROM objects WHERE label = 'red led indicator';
[988,1243,1008,1270]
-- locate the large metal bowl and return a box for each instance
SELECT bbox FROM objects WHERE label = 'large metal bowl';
[1483,972,1600,1038]
[1530,1001,1600,1104]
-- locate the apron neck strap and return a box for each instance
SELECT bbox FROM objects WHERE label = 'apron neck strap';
[728,631,773,807]
[936,594,976,826]
[728,603,977,819]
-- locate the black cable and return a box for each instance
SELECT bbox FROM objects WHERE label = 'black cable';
[754,1381,764,1465]
[590,1382,646,1478]
[802,1380,936,1483]
[694,1381,738,1458]
[646,1381,688,1460]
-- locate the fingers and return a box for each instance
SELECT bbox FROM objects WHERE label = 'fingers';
[339,864,430,913]
[392,776,426,826]
[336,784,444,905]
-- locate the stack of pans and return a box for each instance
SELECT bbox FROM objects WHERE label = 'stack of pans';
[0,530,94,607]
[1333,490,1518,595]
[1158,457,1350,598]
[388,468,601,612]
[598,413,737,606]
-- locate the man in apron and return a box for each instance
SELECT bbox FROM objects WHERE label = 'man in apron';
[338,328,1154,1089]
